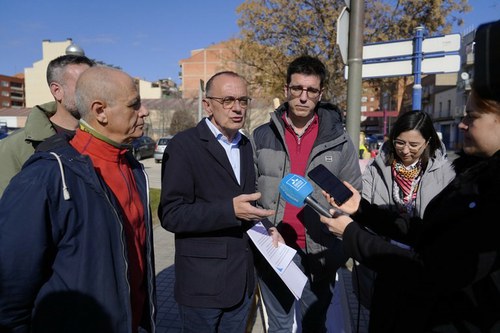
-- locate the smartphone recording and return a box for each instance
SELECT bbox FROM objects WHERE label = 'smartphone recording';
[308,164,353,206]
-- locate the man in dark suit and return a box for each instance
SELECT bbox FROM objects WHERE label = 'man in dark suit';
[158,71,282,333]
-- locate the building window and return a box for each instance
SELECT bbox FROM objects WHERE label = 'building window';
[361,106,367,112]
[2,101,10,107]
[447,100,451,113]
[1,81,9,87]
[1,91,9,97]
[369,97,374,102]
[361,96,368,102]
[10,82,23,89]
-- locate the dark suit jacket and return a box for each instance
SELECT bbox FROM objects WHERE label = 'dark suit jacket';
[158,120,258,308]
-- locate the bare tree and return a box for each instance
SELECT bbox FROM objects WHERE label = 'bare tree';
[235,0,471,108]
[169,110,196,135]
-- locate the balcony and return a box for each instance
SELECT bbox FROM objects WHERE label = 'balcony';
[10,95,24,101]
[466,53,474,65]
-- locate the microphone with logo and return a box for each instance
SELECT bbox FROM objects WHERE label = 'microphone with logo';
[279,174,333,218]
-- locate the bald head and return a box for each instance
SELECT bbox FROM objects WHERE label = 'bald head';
[75,66,149,144]
[75,66,135,121]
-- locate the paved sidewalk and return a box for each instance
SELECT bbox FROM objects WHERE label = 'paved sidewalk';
[152,224,368,332]
[153,225,267,332]
[153,225,181,332]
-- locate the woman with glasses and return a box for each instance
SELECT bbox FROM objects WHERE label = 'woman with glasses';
[320,87,500,331]
[352,111,455,330]
[365,111,454,223]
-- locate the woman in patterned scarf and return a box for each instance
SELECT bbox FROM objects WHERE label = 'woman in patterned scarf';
[351,111,455,328]
[321,88,500,331]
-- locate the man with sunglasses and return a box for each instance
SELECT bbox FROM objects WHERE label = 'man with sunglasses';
[158,71,282,332]
[252,55,362,332]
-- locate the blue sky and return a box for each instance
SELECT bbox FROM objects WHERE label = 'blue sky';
[0,0,498,85]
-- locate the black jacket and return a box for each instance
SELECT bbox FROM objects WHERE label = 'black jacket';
[159,120,269,308]
[344,151,500,332]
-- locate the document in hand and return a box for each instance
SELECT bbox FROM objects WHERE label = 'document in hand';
[247,222,308,299]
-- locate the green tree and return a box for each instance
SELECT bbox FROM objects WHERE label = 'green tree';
[236,0,471,107]
[169,110,196,135]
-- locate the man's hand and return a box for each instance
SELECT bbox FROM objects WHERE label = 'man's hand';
[267,227,284,248]
[322,181,361,215]
[233,192,274,221]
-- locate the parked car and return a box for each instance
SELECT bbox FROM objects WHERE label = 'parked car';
[0,122,7,140]
[130,136,155,160]
[366,133,386,150]
[154,136,173,163]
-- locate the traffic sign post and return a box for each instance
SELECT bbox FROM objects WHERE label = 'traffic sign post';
[412,26,424,111]
[341,27,461,111]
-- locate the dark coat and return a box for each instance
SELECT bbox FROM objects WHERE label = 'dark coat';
[344,151,500,332]
[159,120,264,309]
[0,137,156,333]
[252,102,362,276]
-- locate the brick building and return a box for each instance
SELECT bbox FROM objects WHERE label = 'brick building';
[178,41,241,99]
[0,74,25,108]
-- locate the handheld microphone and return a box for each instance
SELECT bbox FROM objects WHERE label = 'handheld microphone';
[279,174,333,218]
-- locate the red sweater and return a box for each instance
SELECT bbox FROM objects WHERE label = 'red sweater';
[281,113,319,249]
[70,129,146,332]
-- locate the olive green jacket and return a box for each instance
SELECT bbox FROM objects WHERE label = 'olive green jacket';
[0,102,57,197]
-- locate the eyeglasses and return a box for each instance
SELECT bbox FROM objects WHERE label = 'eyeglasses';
[287,85,322,99]
[206,96,251,109]
[393,139,427,153]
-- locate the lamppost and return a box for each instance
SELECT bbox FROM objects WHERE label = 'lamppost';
[65,41,85,56]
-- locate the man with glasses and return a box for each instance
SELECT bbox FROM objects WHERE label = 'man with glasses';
[158,71,282,332]
[252,55,362,332]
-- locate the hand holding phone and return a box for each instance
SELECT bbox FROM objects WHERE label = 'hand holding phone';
[308,164,353,206]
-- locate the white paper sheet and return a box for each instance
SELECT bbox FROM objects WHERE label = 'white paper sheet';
[247,222,308,299]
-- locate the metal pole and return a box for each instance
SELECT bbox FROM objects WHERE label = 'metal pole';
[345,0,365,150]
[198,79,205,122]
[383,108,387,136]
[412,26,424,111]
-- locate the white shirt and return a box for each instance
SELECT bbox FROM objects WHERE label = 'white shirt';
[205,118,242,184]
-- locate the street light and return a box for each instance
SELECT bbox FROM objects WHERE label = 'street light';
[65,42,85,56]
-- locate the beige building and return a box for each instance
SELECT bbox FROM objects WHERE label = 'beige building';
[24,39,163,107]
[137,79,162,99]
[24,39,73,107]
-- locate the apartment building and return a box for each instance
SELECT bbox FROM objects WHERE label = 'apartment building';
[0,74,25,108]
[23,38,167,107]
[178,41,240,99]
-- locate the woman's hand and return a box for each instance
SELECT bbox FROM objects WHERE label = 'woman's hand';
[319,212,354,238]
[321,181,361,215]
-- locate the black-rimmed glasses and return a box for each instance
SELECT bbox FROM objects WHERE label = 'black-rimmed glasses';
[287,85,322,99]
[206,96,251,109]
